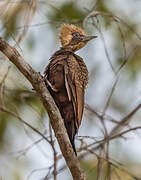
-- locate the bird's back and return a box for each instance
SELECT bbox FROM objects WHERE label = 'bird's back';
[44,48,88,154]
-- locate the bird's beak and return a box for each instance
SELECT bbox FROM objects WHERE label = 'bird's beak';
[81,35,97,42]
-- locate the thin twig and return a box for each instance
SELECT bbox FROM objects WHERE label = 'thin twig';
[44,123,57,180]
[110,103,141,136]
[0,106,50,143]
[0,66,11,107]
[92,18,116,76]
[96,149,104,180]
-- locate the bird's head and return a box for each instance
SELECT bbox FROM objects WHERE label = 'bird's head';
[60,24,97,51]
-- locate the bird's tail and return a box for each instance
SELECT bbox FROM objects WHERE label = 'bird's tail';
[65,121,77,156]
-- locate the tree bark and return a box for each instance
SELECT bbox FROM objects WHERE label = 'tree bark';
[0,37,86,180]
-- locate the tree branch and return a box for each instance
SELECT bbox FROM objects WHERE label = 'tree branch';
[0,37,86,180]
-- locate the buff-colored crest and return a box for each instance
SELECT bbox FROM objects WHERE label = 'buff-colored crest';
[60,24,86,47]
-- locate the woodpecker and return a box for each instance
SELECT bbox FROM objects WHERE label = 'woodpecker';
[44,24,97,155]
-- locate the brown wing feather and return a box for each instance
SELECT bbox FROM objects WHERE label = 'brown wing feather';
[64,55,85,130]
[75,86,84,129]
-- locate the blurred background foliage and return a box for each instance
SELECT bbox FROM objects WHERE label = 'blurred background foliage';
[0,0,141,179]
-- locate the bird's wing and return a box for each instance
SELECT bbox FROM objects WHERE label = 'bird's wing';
[44,54,67,76]
[44,54,68,91]
[44,52,85,130]
[64,55,85,130]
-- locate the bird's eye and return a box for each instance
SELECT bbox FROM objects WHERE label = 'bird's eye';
[72,32,80,37]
